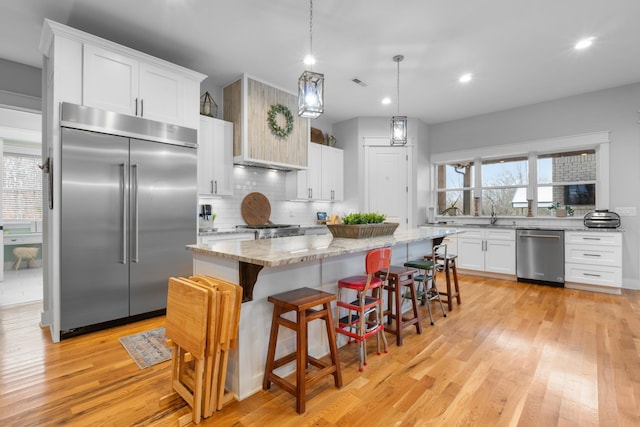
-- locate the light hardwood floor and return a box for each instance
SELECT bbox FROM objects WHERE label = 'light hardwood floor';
[1,274,639,426]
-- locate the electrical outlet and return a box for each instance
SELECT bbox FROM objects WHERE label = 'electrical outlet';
[615,207,636,216]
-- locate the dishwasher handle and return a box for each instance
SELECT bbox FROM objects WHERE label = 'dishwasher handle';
[519,234,561,239]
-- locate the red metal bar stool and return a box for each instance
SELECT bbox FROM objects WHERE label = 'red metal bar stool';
[335,247,391,371]
[376,266,421,346]
[425,250,461,311]
[263,287,343,414]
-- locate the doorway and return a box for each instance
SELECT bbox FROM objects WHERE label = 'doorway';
[0,107,43,307]
[364,144,409,229]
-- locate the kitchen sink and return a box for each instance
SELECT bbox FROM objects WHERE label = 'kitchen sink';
[457,223,512,228]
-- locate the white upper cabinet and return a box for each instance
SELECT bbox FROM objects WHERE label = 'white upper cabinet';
[320,146,344,201]
[198,116,234,197]
[138,62,184,125]
[38,20,205,130]
[83,45,190,127]
[83,45,139,116]
[287,143,343,201]
[287,143,322,200]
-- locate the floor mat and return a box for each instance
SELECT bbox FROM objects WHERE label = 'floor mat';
[119,327,172,369]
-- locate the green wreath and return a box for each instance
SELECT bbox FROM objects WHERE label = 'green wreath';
[267,104,294,138]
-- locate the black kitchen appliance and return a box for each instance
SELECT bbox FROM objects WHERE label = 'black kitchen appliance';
[583,210,621,228]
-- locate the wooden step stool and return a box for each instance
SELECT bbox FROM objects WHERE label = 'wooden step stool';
[13,247,39,270]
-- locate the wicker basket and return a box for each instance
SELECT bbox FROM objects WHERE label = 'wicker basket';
[326,222,399,239]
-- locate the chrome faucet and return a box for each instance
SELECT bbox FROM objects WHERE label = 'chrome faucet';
[490,205,498,225]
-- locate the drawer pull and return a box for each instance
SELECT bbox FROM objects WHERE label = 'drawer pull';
[583,253,601,257]
[582,237,601,241]
[583,273,601,277]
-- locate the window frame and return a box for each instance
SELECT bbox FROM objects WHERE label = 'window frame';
[2,140,42,222]
[431,132,610,217]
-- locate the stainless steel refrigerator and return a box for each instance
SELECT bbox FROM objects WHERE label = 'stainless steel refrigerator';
[59,103,197,335]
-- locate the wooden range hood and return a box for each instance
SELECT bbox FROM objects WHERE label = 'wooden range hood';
[223,74,309,171]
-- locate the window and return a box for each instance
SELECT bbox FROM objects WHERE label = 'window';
[537,149,596,217]
[481,156,528,216]
[3,153,42,220]
[436,162,474,215]
[435,148,598,217]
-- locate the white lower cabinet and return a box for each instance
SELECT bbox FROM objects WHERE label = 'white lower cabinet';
[565,231,622,290]
[457,228,515,274]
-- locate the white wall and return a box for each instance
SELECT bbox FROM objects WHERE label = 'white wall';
[332,116,430,226]
[429,82,640,289]
[200,166,347,230]
[0,58,41,111]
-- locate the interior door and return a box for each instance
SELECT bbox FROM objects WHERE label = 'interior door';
[128,139,196,315]
[60,128,130,330]
[365,145,408,229]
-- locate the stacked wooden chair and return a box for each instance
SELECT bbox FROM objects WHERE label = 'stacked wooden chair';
[160,275,242,426]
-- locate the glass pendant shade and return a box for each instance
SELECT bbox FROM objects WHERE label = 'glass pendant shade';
[199,91,217,118]
[391,115,408,145]
[298,70,324,118]
[390,54,407,145]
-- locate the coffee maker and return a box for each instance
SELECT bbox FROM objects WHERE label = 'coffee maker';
[198,204,215,231]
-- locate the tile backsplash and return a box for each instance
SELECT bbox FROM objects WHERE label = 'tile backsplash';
[199,166,347,230]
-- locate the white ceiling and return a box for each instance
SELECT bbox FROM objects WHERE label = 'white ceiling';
[1,0,640,125]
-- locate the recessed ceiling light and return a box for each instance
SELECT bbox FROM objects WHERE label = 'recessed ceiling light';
[575,37,595,50]
[381,97,392,105]
[304,54,316,65]
[459,73,473,83]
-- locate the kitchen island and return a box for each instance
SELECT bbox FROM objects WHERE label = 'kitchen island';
[187,227,459,400]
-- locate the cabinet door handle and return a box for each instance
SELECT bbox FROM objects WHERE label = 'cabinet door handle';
[141,99,144,117]
[214,180,218,194]
[135,98,138,116]
[210,180,214,194]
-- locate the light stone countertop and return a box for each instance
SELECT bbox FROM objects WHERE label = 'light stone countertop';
[187,227,460,267]
[425,223,624,232]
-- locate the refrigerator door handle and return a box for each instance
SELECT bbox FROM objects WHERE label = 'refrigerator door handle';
[121,163,127,264]
[132,164,139,263]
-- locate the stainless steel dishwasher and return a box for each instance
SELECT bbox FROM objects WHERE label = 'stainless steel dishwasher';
[516,229,565,287]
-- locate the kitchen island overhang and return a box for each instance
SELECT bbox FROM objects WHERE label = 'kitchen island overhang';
[186,227,460,400]
[187,227,460,302]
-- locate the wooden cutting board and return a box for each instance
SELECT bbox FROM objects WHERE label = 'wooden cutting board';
[241,192,272,225]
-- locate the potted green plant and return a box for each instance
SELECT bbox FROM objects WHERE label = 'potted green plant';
[547,202,574,217]
[342,212,386,224]
[441,202,460,216]
[327,212,399,238]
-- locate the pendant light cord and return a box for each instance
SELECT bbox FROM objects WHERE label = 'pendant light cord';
[309,0,313,70]
[396,57,400,115]
[393,54,404,115]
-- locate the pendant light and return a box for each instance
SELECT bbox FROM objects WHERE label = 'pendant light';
[298,0,324,118]
[390,54,407,146]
